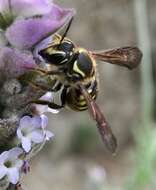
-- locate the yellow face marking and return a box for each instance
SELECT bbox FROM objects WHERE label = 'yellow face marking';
[46,48,55,55]
[52,33,75,46]
[46,48,65,56]
[52,34,61,43]
[73,61,85,77]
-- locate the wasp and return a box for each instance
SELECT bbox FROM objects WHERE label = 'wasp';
[29,18,142,154]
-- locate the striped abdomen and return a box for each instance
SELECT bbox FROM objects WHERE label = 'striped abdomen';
[66,79,98,111]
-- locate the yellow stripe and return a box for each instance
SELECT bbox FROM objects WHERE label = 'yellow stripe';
[46,49,66,56]
[73,61,85,77]
[76,106,87,111]
[79,95,84,100]
[77,100,86,106]
[46,48,53,54]
[92,95,96,99]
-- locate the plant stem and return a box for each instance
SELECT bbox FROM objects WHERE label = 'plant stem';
[134,0,154,125]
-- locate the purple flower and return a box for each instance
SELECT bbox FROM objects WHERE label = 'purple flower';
[0,0,51,18]
[34,92,59,114]
[2,1,75,49]
[0,0,75,83]
[17,115,53,153]
[0,0,51,30]
[0,0,75,49]
[0,47,36,78]
[0,147,23,185]
[0,31,7,46]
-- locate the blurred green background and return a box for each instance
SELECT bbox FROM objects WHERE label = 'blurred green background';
[24,0,156,189]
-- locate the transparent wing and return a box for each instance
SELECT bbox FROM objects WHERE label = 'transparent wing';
[78,83,117,154]
[91,46,142,69]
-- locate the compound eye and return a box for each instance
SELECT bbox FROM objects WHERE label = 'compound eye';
[71,74,81,82]
[49,51,66,63]
[58,41,74,52]
[39,49,66,65]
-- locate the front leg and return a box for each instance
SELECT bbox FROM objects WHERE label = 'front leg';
[29,99,64,109]
[28,67,63,76]
[28,86,68,110]
[60,86,68,107]
[28,79,62,92]
[28,81,54,92]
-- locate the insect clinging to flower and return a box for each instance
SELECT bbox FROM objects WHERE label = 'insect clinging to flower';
[28,17,142,154]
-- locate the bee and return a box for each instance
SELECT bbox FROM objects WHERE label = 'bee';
[30,18,142,153]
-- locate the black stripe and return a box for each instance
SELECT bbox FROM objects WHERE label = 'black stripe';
[52,80,62,92]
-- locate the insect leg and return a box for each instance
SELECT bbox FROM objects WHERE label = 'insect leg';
[60,86,68,106]
[29,99,63,109]
[26,78,62,92]
[28,81,54,92]
[32,68,63,75]
[27,80,64,109]
[51,80,63,92]
[37,69,63,76]
[23,67,63,76]
[29,85,66,109]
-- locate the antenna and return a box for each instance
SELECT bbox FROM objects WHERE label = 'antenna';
[58,16,74,46]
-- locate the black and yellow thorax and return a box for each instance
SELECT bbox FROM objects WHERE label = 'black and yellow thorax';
[39,34,99,111]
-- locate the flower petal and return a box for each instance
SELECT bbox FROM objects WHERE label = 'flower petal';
[47,107,60,114]
[16,127,23,139]
[40,114,48,129]
[8,148,23,160]
[19,116,32,129]
[34,104,60,114]
[34,92,59,114]
[31,116,42,129]
[11,0,51,17]
[6,5,75,49]
[40,92,53,101]
[30,130,44,143]
[0,151,9,164]
[0,47,36,79]
[7,167,19,184]
[14,160,23,169]
[0,0,51,16]
[34,104,48,114]
[21,137,31,153]
[33,36,52,59]
[0,165,7,179]
[45,130,54,141]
